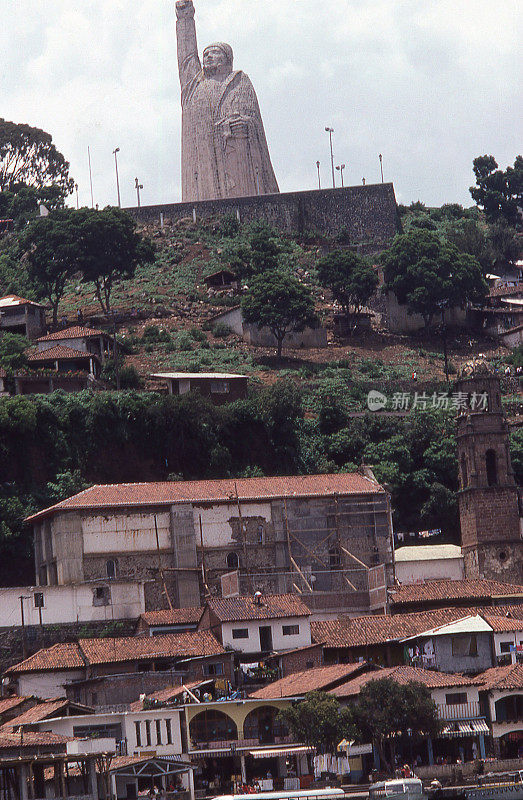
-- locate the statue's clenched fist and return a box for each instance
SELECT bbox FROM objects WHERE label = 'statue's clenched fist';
[176,0,195,19]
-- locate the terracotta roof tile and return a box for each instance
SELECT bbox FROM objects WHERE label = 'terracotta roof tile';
[27,345,96,362]
[79,630,224,665]
[207,594,311,623]
[0,731,69,749]
[477,663,523,691]
[329,666,484,698]
[26,473,384,522]
[37,326,106,342]
[0,295,45,308]
[7,643,85,674]
[1,699,93,731]
[7,631,224,674]
[249,662,368,699]
[140,608,204,627]
[0,697,31,716]
[388,580,523,607]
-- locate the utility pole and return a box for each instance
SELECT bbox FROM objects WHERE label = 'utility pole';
[325,127,335,188]
[336,164,346,187]
[74,183,79,209]
[112,324,120,390]
[379,153,384,183]
[19,595,29,659]
[135,177,143,207]
[88,147,94,208]
[112,148,121,208]
[316,161,321,189]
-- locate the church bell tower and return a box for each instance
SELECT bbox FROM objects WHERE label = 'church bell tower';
[456,361,522,583]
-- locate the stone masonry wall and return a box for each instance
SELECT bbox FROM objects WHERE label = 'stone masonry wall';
[126,183,399,245]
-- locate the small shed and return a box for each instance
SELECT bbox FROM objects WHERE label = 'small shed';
[203,270,238,289]
[150,373,248,405]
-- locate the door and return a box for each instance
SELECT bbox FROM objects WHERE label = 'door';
[259,625,273,652]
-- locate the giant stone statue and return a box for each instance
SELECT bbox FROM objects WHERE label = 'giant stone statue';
[176,0,279,202]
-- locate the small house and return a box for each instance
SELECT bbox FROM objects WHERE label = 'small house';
[150,372,248,405]
[0,295,46,339]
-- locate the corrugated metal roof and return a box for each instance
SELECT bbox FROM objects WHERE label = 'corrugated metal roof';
[401,614,493,641]
[395,545,462,562]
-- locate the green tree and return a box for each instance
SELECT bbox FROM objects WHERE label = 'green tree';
[316,250,378,317]
[221,221,289,280]
[382,229,486,327]
[277,691,355,755]
[20,208,82,326]
[0,333,29,375]
[0,119,74,196]
[241,270,317,358]
[352,678,440,771]
[79,207,155,312]
[470,154,523,228]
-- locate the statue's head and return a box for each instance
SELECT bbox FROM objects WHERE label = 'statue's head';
[203,43,233,77]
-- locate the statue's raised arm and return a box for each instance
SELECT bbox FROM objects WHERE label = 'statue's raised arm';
[176,0,201,90]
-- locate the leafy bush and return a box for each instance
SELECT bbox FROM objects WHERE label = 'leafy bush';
[189,326,207,343]
[174,330,194,351]
[142,325,171,344]
[212,322,232,338]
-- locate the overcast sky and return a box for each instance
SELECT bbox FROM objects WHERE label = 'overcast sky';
[1,0,521,210]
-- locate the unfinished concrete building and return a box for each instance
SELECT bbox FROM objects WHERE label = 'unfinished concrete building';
[27,473,393,616]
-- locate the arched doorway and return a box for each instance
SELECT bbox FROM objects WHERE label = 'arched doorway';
[189,709,238,746]
[243,705,288,744]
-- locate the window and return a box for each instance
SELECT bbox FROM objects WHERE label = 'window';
[145,720,151,746]
[34,593,44,608]
[282,624,300,636]
[500,641,513,654]
[135,721,142,747]
[451,634,478,657]
[445,692,467,705]
[461,454,468,488]
[165,718,172,745]
[226,552,239,570]
[155,719,162,745]
[106,560,117,579]
[257,524,265,544]
[210,380,229,394]
[329,545,341,569]
[203,662,224,676]
[93,586,110,607]
[486,449,498,486]
[189,709,237,744]
[232,628,249,639]
[74,723,123,740]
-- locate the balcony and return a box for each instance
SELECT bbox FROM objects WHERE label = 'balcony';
[437,701,481,721]
[190,735,294,752]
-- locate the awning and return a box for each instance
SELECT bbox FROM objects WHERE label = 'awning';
[250,746,315,759]
[441,720,490,738]
[189,749,235,758]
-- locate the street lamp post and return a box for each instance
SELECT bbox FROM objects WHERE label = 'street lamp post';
[325,127,335,188]
[316,161,321,190]
[379,153,384,183]
[135,177,143,207]
[113,148,121,208]
[74,183,79,209]
[336,164,346,188]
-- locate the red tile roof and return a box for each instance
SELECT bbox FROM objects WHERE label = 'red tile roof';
[477,663,523,691]
[78,631,224,665]
[0,696,31,717]
[1,699,93,731]
[7,643,85,674]
[140,608,204,627]
[388,580,523,608]
[26,473,384,522]
[329,666,483,699]
[0,731,69,749]
[0,295,44,308]
[7,631,224,674]
[249,662,369,699]
[27,345,96,362]
[312,606,523,650]
[207,594,310,623]
[37,326,106,342]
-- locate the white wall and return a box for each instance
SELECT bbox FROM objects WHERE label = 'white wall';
[221,616,311,653]
[17,670,84,699]
[194,502,272,548]
[493,630,523,657]
[82,512,171,554]
[0,582,146,628]
[37,708,183,756]
[395,557,465,584]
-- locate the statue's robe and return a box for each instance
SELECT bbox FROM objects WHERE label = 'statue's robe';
[177,16,279,202]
